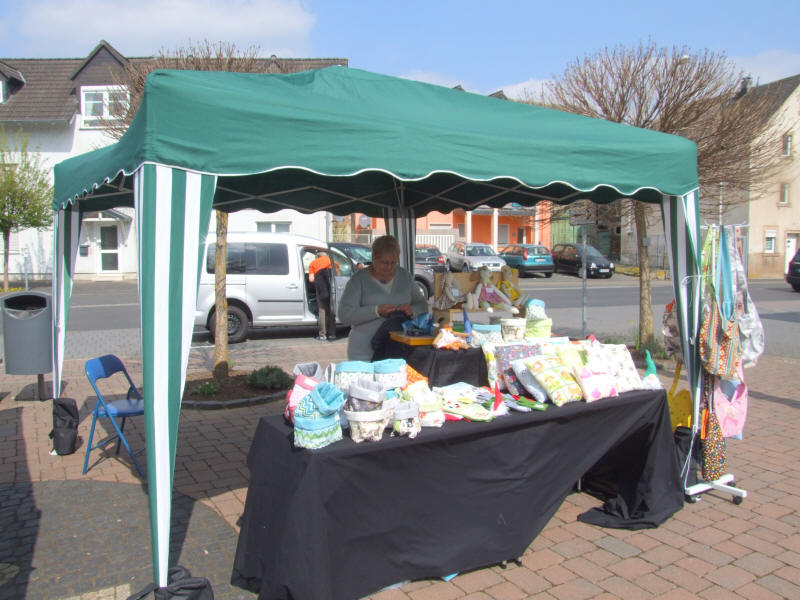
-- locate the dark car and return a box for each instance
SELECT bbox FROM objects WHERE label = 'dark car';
[330,242,435,299]
[551,243,615,278]
[415,244,446,272]
[498,244,554,277]
[787,249,800,291]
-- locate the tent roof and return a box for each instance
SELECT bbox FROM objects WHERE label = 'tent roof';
[54,66,698,215]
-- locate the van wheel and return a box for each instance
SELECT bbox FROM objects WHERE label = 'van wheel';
[415,279,430,300]
[545,272,553,278]
[208,305,249,344]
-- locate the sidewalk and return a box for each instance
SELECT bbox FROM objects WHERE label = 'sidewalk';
[2,340,800,599]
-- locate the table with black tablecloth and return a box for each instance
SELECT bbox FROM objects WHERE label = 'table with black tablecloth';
[232,390,683,600]
[381,338,488,387]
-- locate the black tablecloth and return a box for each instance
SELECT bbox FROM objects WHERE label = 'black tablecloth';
[232,390,682,600]
[381,339,488,387]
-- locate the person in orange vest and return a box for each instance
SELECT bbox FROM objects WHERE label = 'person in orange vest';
[309,250,336,341]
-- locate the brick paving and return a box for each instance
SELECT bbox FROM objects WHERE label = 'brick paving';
[1,335,800,599]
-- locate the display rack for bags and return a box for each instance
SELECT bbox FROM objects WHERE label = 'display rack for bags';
[679,223,749,505]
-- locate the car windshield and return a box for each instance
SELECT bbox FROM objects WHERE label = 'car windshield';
[585,247,605,260]
[528,246,549,256]
[416,247,440,258]
[344,246,372,264]
[467,246,496,257]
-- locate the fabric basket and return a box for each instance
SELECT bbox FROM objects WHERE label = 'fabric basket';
[284,362,324,423]
[293,382,345,450]
[347,378,385,412]
[344,408,389,443]
[392,400,421,438]
[525,317,552,339]
[470,323,504,347]
[500,318,526,341]
[372,358,407,390]
[334,361,374,393]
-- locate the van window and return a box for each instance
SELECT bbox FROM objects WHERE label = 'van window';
[206,242,289,275]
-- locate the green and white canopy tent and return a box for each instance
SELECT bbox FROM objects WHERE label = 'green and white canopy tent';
[51,66,701,586]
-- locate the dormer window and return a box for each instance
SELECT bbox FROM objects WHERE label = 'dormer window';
[80,85,129,129]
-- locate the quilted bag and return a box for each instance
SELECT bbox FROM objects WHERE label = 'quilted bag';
[523,354,583,407]
[727,228,764,367]
[713,366,748,438]
[495,342,539,395]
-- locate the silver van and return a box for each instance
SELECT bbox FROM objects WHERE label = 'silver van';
[194,232,353,342]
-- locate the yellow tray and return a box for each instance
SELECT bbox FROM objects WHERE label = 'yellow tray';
[389,331,435,346]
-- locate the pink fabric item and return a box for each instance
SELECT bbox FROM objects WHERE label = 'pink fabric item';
[713,368,748,438]
[284,373,319,423]
[478,285,505,305]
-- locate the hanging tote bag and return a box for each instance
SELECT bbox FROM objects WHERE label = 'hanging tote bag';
[700,374,726,482]
[667,363,692,432]
[713,366,748,438]
[699,228,742,379]
[727,227,765,367]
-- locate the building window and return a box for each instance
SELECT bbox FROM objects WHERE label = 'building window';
[256,221,291,233]
[457,223,465,238]
[765,230,777,253]
[80,85,129,129]
[782,133,793,157]
[780,183,791,205]
[0,80,5,103]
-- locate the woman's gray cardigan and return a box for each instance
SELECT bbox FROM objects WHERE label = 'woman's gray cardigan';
[337,267,428,361]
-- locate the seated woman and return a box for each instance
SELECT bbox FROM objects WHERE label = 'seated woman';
[338,235,428,361]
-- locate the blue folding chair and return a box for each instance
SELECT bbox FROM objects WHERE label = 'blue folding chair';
[83,354,145,477]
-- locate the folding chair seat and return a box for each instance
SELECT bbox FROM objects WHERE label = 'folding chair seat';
[83,354,145,477]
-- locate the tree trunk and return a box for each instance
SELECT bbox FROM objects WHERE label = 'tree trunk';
[634,201,655,349]
[2,229,9,292]
[213,210,229,379]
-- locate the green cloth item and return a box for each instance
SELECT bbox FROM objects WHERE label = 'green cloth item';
[516,397,548,411]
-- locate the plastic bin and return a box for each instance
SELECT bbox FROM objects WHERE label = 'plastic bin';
[2,291,52,375]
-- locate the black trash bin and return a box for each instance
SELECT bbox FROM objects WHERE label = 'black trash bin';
[2,291,53,399]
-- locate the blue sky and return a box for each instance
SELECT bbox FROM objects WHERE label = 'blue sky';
[1,0,799,97]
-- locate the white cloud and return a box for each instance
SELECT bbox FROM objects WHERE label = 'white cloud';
[400,69,467,90]
[732,49,800,85]
[6,0,315,57]
[497,78,550,101]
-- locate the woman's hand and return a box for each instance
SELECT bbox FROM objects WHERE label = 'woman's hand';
[377,304,397,318]
[396,303,413,317]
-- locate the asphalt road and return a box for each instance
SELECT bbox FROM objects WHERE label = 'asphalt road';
[1,274,796,360]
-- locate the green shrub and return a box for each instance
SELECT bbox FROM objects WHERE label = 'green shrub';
[247,365,294,390]
[191,381,220,396]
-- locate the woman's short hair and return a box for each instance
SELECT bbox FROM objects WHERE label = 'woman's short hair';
[371,235,401,260]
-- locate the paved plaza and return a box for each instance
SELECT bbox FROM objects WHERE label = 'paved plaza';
[2,334,800,599]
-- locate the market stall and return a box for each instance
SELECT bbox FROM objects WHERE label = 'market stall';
[51,66,701,589]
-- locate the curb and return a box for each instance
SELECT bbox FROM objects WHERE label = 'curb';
[181,390,285,410]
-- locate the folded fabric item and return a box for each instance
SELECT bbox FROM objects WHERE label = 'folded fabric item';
[344,408,389,443]
[373,358,407,390]
[496,343,540,396]
[293,382,346,449]
[442,398,494,422]
[572,361,619,402]
[510,357,548,403]
[556,345,586,369]
[470,323,504,347]
[525,317,553,339]
[523,355,583,407]
[481,342,514,391]
[403,381,444,427]
[434,381,481,404]
[515,397,548,411]
[504,397,532,412]
[405,364,428,385]
[604,343,645,391]
[347,377,385,411]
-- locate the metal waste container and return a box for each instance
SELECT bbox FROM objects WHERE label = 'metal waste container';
[2,291,52,375]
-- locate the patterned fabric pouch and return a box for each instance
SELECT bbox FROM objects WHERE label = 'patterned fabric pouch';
[524,299,547,320]
[602,343,643,392]
[701,375,727,481]
[713,366,748,438]
[481,342,510,391]
[334,361,375,393]
[525,318,553,339]
[523,354,583,407]
[471,323,504,347]
[373,358,407,390]
[495,343,539,395]
[293,382,346,450]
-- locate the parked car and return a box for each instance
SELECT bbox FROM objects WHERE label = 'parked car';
[195,233,354,343]
[415,244,446,272]
[445,241,506,272]
[787,249,800,291]
[498,244,554,277]
[329,242,436,300]
[550,243,615,278]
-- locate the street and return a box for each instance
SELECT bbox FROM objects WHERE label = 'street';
[1,274,796,360]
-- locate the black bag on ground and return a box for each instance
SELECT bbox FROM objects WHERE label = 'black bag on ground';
[49,397,79,455]
[127,566,214,600]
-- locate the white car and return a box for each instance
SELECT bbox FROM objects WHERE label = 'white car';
[446,241,507,272]
[194,232,353,342]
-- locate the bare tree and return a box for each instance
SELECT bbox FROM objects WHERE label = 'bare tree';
[536,42,784,348]
[107,41,264,378]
